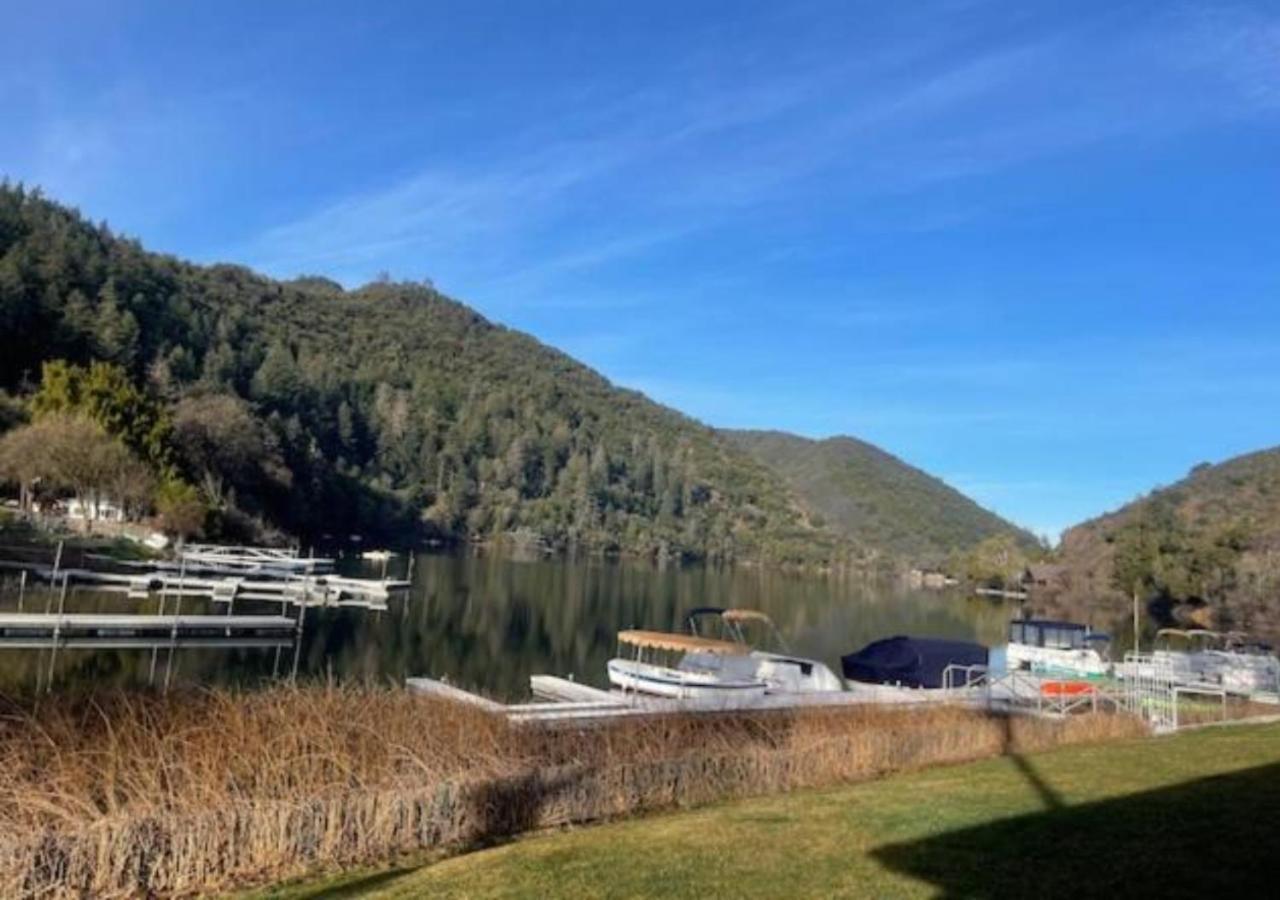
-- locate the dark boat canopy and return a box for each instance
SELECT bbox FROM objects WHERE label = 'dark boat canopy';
[842,636,988,689]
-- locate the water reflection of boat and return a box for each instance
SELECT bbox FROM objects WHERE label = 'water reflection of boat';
[606,630,769,703]
[1005,619,1111,679]
[684,607,844,693]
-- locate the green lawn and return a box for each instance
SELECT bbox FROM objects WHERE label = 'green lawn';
[262,722,1280,899]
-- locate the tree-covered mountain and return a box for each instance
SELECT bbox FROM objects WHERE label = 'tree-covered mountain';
[1051,448,1280,640]
[0,184,874,566]
[723,430,1037,564]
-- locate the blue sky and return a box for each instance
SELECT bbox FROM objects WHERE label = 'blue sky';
[3,1,1279,539]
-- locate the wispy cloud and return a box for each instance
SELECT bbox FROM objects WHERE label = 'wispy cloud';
[234,4,1280,300]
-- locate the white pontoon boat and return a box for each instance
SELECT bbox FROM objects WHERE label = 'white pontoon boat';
[684,607,844,693]
[606,629,769,704]
[1155,629,1280,695]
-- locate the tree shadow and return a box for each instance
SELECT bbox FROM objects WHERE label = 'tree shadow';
[275,864,422,899]
[463,765,591,850]
[873,761,1280,897]
[998,712,1064,812]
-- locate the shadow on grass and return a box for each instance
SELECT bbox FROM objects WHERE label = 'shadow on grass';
[1000,712,1063,812]
[274,864,421,900]
[873,760,1280,898]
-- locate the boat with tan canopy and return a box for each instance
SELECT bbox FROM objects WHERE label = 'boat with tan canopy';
[684,607,845,693]
[606,629,769,702]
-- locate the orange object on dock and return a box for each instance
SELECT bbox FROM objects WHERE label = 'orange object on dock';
[1040,680,1096,697]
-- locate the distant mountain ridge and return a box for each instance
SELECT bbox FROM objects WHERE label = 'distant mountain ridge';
[724,429,1037,564]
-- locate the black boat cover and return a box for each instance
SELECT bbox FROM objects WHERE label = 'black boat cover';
[841,636,988,689]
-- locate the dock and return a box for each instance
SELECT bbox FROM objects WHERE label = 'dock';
[408,665,1157,729]
[0,612,296,649]
[411,674,932,727]
[179,543,336,574]
[0,542,410,610]
[0,542,407,691]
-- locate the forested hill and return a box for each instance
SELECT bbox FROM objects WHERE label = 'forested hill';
[1053,448,1280,638]
[0,184,870,566]
[724,430,1036,564]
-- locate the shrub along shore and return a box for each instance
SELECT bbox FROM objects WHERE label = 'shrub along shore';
[0,685,1142,897]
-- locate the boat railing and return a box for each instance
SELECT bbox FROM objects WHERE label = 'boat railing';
[941,663,1131,718]
[942,663,989,691]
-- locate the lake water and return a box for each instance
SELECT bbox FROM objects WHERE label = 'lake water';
[1,550,1015,698]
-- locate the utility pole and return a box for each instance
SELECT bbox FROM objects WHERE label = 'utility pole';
[1132,589,1140,654]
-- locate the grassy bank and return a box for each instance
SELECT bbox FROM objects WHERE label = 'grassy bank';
[0,685,1141,897]
[270,720,1280,898]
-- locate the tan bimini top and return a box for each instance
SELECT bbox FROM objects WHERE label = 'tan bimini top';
[617,630,749,655]
[721,609,775,625]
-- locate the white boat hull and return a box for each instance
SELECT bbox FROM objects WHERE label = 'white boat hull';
[1005,643,1109,679]
[607,659,768,704]
[752,652,845,693]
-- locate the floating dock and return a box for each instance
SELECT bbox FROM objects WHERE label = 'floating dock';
[407,666,1152,728]
[179,543,336,575]
[0,612,296,649]
[408,674,955,727]
[0,542,406,690]
[0,547,409,610]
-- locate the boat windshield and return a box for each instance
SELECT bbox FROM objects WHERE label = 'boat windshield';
[683,607,790,652]
[722,609,789,652]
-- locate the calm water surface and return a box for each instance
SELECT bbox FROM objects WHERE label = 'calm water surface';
[2,551,1014,699]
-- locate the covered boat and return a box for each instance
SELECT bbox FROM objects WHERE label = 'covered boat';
[841,636,988,689]
[606,629,769,703]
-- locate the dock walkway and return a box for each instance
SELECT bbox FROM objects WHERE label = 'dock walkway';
[0,612,297,649]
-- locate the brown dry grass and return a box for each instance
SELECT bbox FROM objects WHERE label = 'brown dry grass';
[0,685,1144,898]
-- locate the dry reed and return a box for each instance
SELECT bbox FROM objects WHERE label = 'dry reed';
[0,685,1144,897]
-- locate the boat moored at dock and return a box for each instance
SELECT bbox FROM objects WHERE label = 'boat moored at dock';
[607,629,769,704]
[1005,619,1111,679]
[684,607,844,694]
[1152,629,1280,696]
[840,635,988,701]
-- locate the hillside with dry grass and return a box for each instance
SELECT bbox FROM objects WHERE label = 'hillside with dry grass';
[1051,447,1280,640]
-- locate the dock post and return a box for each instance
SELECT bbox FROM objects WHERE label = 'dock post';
[51,539,63,585]
[164,558,187,693]
[45,573,69,693]
[17,570,26,611]
[225,580,235,637]
[149,578,167,687]
[290,599,307,682]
